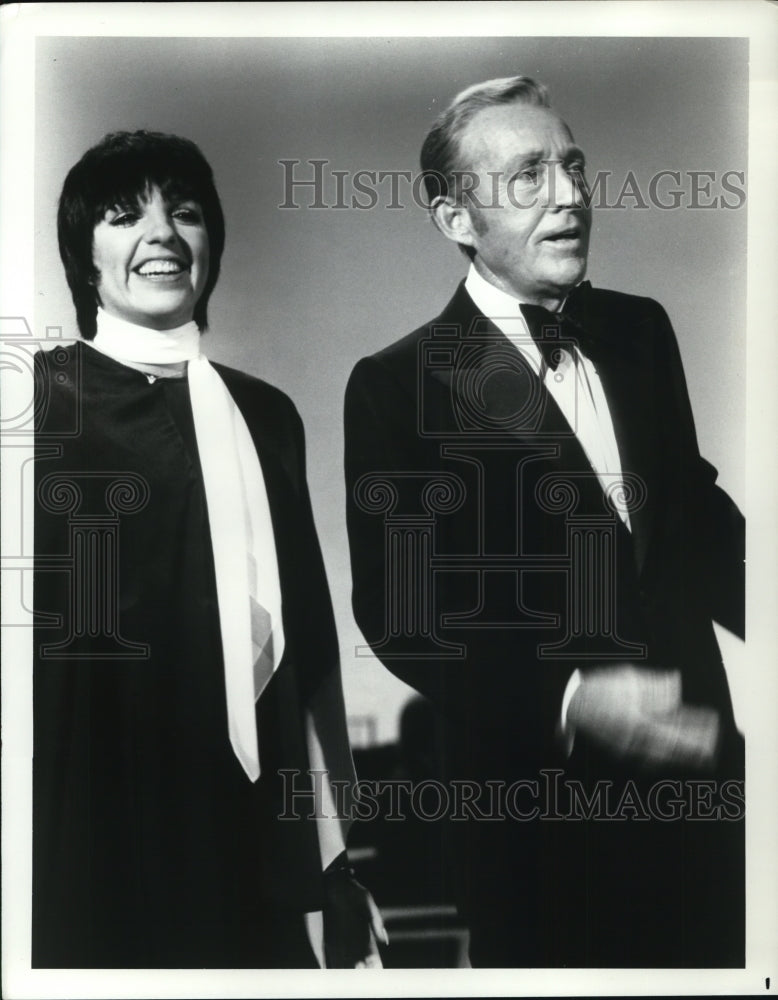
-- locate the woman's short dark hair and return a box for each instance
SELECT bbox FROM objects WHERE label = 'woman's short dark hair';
[57,130,226,340]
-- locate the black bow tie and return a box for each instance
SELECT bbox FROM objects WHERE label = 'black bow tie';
[519,282,596,371]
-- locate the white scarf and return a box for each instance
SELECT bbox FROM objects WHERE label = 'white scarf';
[92,310,357,962]
[92,309,284,782]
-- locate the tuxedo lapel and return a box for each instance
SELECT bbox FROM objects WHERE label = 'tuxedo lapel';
[573,292,659,576]
[424,283,660,575]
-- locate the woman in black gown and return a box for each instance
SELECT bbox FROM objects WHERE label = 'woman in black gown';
[33,130,384,969]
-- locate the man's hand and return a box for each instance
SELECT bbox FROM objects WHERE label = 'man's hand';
[567,665,720,770]
[322,867,388,969]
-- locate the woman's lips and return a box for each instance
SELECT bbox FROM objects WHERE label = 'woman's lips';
[135,258,188,277]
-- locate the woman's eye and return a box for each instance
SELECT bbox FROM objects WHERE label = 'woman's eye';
[108,211,139,227]
[172,206,203,223]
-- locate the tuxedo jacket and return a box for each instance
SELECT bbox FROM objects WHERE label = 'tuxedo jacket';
[345,281,744,778]
[33,343,352,967]
[344,281,745,965]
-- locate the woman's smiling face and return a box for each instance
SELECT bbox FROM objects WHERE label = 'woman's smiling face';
[92,184,210,330]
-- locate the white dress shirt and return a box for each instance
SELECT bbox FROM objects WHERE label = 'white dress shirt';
[465,265,630,530]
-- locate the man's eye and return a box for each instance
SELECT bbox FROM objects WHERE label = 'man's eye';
[567,162,586,178]
[516,167,540,184]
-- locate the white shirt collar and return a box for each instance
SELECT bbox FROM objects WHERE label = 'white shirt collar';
[463,264,546,373]
[463,263,577,320]
[463,264,587,374]
[464,264,529,323]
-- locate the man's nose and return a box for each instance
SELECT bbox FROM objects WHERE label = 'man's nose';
[546,162,585,210]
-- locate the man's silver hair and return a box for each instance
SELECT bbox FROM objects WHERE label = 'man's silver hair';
[420,76,551,205]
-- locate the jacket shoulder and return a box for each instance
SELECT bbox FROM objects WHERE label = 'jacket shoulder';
[349,315,443,405]
[354,283,468,382]
[212,362,307,472]
[213,361,293,407]
[367,314,443,369]
[214,361,301,424]
[585,285,667,317]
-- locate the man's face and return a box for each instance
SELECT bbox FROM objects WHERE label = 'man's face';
[455,102,591,309]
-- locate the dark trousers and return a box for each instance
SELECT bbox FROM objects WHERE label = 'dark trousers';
[464,815,744,968]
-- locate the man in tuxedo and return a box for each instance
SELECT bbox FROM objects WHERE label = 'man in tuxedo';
[344,76,745,967]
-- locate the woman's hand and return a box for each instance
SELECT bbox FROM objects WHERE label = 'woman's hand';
[322,866,388,969]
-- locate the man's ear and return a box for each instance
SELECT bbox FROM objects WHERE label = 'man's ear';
[430,196,478,252]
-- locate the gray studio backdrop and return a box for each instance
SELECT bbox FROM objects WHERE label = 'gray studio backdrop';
[35,35,747,742]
